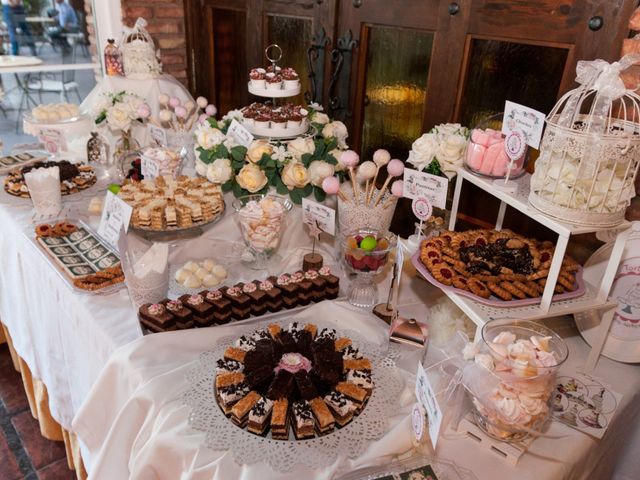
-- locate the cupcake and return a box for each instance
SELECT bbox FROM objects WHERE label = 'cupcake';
[266,72,283,91]
[271,115,287,132]
[282,68,299,89]
[254,113,271,129]
[249,68,266,89]
[241,107,257,127]
[266,65,282,74]
[287,113,302,129]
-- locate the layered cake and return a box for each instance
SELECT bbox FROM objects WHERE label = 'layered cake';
[4,160,96,198]
[214,322,374,440]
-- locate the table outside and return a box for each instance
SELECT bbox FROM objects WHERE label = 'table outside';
[0,179,639,479]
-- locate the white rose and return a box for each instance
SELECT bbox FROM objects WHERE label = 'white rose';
[287,137,315,161]
[281,161,310,190]
[105,105,132,131]
[307,160,335,187]
[123,94,143,117]
[311,111,330,125]
[322,121,349,149]
[206,158,233,184]
[246,140,273,163]
[93,96,111,117]
[195,158,208,176]
[434,123,465,137]
[329,149,345,171]
[222,109,243,122]
[195,124,226,149]
[407,133,438,170]
[437,134,467,171]
[236,163,268,193]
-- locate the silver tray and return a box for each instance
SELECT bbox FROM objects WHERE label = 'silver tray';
[26,218,125,296]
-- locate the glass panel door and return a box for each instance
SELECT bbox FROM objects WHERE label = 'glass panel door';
[360,26,434,161]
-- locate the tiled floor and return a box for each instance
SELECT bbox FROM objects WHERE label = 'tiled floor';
[0,344,75,480]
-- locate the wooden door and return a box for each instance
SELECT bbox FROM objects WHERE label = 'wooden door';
[184,0,337,115]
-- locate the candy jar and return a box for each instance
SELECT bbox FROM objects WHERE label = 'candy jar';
[464,113,529,179]
[104,39,124,76]
[463,319,568,442]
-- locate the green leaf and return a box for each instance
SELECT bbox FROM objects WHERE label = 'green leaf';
[275,177,289,195]
[311,122,325,135]
[232,182,243,198]
[325,137,338,152]
[95,112,106,124]
[207,117,219,129]
[314,139,325,158]
[230,145,247,163]
[313,186,326,202]
[302,183,313,196]
[301,153,313,168]
[289,188,303,204]
[222,181,233,192]
[199,148,212,163]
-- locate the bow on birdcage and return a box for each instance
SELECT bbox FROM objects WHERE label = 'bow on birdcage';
[575,54,640,99]
[122,17,149,40]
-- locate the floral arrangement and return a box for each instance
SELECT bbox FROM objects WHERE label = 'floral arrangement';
[93,90,150,132]
[194,107,349,203]
[407,123,469,179]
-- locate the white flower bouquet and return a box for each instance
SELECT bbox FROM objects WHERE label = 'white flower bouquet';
[94,90,150,132]
[407,123,469,179]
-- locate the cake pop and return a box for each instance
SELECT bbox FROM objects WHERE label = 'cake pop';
[383,180,404,209]
[196,96,208,109]
[174,106,187,119]
[158,93,170,107]
[169,97,181,109]
[357,161,377,205]
[322,176,347,202]
[198,113,208,124]
[184,100,195,115]
[368,149,391,204]
[338,150,360,203]
[374,159,404,206]
[205,104,217,117]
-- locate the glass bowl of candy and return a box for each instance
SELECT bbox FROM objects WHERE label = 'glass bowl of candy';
[342,228,396,308]
[464,319,568,442]
[233,194,292,270]
[464,113,530,179]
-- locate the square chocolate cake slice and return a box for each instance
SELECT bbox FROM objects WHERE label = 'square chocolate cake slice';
[290,271,312,305]
[221,286,251,320]
[139,303,176,332]
[201,289,232,324]
[304,269,326,302]
[162,299,193,329]
[319,266,340,299]
[240,282,267,316]
[179,294,214,327]
[270,274,298,309]
[255,279,282,312]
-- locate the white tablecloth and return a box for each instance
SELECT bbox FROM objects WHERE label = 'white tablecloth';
[71,300,640,480]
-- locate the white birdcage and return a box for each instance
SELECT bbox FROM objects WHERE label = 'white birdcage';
[529,55,640,227]
[121,18,162,79]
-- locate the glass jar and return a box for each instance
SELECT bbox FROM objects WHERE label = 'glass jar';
[464,319,568,442]
[87,131,108,165]
[464,113,529,179]
[104,39,124,76]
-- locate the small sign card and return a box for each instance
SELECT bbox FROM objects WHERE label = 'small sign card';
[227,119,254,148]
[98,191,133,249]
[403,168,448,209]
[141,156,160,179]
[148,124,168,147]
[38,128,66,154]
[415,362,443,448]
[551,369,622,439]
[301,198,335,236]
[412,196,433,221]
[502,100,545,149]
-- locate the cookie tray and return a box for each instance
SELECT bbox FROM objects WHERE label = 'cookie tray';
[25,218,126,296]
[411,250,586,307]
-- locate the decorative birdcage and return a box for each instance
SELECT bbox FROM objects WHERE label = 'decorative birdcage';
[121,18,162,79]
[529,55,640,227]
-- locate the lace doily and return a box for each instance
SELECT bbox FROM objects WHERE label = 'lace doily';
[183,319,404,472]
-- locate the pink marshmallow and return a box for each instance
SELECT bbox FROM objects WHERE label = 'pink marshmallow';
[487,135,504,146]
[471,129,491,147]
[480,142,504,175]
[466,142,486,170]
[491,146,510,177]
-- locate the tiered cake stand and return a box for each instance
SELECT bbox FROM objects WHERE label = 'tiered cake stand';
[417,168,633,371]
[242,44,310,140]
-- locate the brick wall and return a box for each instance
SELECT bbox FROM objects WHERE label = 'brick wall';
[120,0,189,87]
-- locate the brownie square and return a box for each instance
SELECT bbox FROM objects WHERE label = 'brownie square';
[221,286,251,320]
[201,290,232,325]
[292,271,313,305]
[294,371,318,400]
[267,370,295,400]
[179,294,214,327]
[310,276,327,301]
[139,303,176,333]
[270,275,299,309]
[162,299,194,329]
[320,271,340,299]
[255,280,283,312]
[240,282,268,317]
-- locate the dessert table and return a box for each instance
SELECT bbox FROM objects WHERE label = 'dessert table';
[1,182,640,479]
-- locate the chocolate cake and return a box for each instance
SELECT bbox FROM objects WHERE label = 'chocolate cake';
[214,323,373,440]
[304,270,327,302]
[291,271,312,305]
[270,274,298,309]
[179,294,214,327]
[202,289,232,324]
[221,286,251,320]
[240,282,268,316]
[139,303,176,332]
[255,279,282,312]
[319,267,340,299]
[163,299,193,329]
